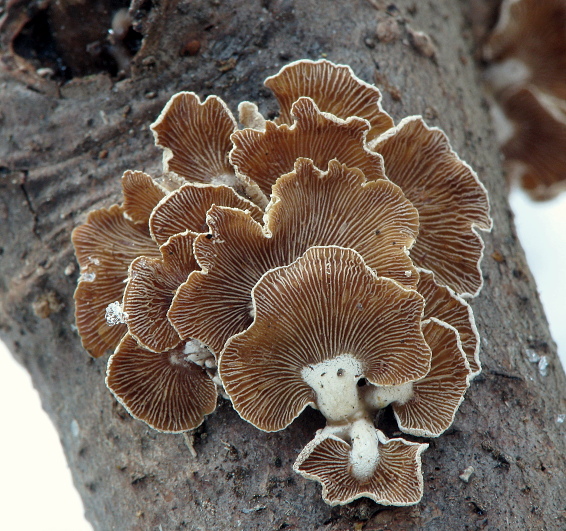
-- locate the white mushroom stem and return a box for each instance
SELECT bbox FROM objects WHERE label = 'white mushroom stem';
[301,354,365,423]
[184,339,215,368]
[348,417,380,481]
[361,381,414,411]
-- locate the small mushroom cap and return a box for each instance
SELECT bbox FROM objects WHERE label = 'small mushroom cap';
[230,97,386,196]
[498,86,566,200]
[393,318,471,437]
[122,170,167,225]
[373,116,492,296]
[123,231,198,353]
[149,182,264,246]
[417,269,480,375]
[218,245,431,432]
[293,429,428,506]
[265,59,394,142]
[151,92,238,185]
[169,158,420,352]
[106,334,217,433]
[72,205,159,357]
[484,0,566,100]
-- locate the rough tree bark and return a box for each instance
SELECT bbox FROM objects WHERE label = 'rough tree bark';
[1,1,565,529]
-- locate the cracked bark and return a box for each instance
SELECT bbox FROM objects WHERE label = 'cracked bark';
[1,1,565,530]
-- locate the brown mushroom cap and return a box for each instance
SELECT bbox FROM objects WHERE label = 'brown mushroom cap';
[151,92,238,185]
[218,245,431,432]
[230,97,386,196]
[149,182,264,246]
[169,158,420,353]
[498,86,566,200]
[122,170,167,225]
[392,318,471,437]
[484,0,566,100]
[373,116,492,296]
[417,269,480,375]
[123,231,198,353]
[265,59,394,142]
[106,333,217,432]
[72,205,159,357]
[293,429,427,506]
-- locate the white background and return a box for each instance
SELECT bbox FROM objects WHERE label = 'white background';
[0,187,565,529]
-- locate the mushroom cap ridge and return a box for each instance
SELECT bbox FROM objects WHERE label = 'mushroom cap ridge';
[218,245,431,432]
[169,158,420,353]
[293,427,428,506]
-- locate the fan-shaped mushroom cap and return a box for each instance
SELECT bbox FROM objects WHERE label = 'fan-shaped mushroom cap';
[293,428,428,506]
[230,97,386,196]
[391,318,471,437]
[151,92,238,186]
[265,59,394,142]
[373,116,492,296]
[106,334,217,432]
[73,205,159,357]
[149,183,264,246]
[169,158,419,352]
[484,0,566,100]
[122,170,167,225]
[483,0,566,200]
[218,245,431,432]
[417,269,480,376]
[496,86,566,200]
[123,231,198,353]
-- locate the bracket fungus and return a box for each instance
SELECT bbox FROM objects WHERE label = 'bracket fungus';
[72,59,491,506]
[484,0,566,200]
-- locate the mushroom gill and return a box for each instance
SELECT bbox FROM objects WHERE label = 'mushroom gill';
[218,245,431,432]
[169,159,419,353]
[107,334,217,432]
[294,429,427,506]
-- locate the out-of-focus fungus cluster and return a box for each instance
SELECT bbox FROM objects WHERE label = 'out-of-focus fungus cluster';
[72,60,491,505]
[484,0,566,200]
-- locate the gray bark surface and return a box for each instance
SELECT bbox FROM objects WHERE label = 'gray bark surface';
[1,1,565,529]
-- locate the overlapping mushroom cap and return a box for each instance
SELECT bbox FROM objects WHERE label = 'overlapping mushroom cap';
[264,59,394,141]
[218,246,431,432]
[169,158,419,353]
[231,60,492,296]
[72,58,491,508]
[107,334,217,432]
[72,171,163,357]
[484,0,566,199]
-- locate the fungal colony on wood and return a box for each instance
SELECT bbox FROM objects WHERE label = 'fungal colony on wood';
[72,59,491,506]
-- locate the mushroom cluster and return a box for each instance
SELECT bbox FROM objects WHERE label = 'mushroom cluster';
[484,0,566,200]
[72,60,491,505]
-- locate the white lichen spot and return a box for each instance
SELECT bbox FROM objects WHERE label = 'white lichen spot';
[556,414,566,425]
[105,301,128,325]
[404,270,412,277]
[64,263,76,276]
[459,465,474,483]
[87,256,101,266]
[79,272,96,282]
[538,356,549,377]
[70,419,80,438]
[524,348,540,364]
